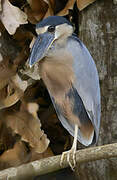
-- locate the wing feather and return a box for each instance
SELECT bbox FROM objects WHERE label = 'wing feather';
[66,35,101,143]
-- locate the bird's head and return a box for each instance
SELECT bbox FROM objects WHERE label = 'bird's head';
[29,16,73,67]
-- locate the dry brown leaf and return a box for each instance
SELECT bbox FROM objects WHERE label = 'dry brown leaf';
[77,0,96,11]
[0,74,27,109]
[27,0,48,14]
[0,0,28,35]
[0,79,8,90]
[26,0,48,22]
[30,147,53,162]
[10,44,30,71]
[0,58,15,81]
[24,5,38,24]
[0,57,16,91]
[0,141,30,170]
[57,0,76,16]
[5,102,49,153]
[26,0,54,22]
[0,123,15,153]
[43,0,54,18]
[0,88,22,110]
[43,5,53,18]
[13,27,34,47]
[12,74,28,92]
[49,0,55,10]
[0,46,29,105]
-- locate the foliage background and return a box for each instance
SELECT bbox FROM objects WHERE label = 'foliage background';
[0,0,117,179]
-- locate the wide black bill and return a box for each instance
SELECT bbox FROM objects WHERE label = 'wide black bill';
[29,32,55,67]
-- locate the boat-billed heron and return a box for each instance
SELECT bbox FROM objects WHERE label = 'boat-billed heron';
[29,16,101,170]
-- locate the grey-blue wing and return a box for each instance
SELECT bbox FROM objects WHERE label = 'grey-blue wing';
[48,35,100,146]
[66,35,101,143]
[50,84,96,146]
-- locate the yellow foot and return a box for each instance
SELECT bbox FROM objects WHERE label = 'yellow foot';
[60,148,76,171]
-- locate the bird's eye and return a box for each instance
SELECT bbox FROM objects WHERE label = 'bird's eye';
[48,26,55,33]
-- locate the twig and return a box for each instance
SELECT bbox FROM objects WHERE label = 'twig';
[0,143,117,180]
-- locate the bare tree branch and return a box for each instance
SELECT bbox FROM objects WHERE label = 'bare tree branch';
[0,143,117,180]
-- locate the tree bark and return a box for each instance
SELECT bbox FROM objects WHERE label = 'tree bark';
[0,143,117,180]
[77,0,117,179]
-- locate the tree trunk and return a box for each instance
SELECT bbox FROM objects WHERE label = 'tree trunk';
[76,0,117,179]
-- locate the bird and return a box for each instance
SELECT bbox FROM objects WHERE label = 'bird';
[28,16,101,170]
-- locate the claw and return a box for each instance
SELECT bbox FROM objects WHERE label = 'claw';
[60,148,76,170]
[60,124,78,170]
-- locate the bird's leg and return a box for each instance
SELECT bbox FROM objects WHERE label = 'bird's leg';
[60,124,78,170]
